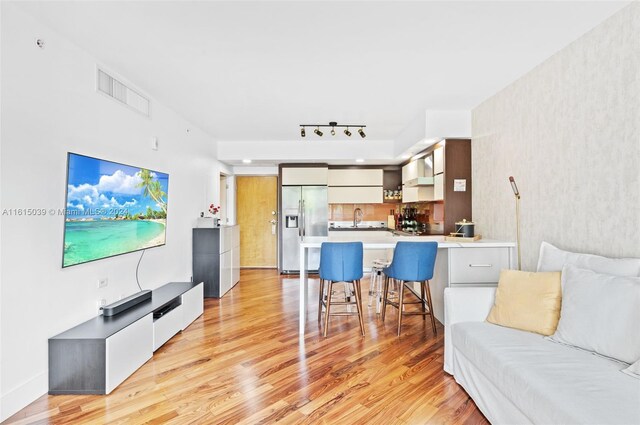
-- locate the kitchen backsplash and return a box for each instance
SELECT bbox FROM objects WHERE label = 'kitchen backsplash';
[329,203,397,221]
[329,203,445,228]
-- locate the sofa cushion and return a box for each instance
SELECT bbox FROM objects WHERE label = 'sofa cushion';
[486,269,562,335]
[536,241,640,277]
[452,321,640,425]
[549,265,640,364]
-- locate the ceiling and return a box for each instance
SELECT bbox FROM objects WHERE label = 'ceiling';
[15,1,628,150]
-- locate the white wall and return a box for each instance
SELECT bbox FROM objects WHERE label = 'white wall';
[232,166,279,176]
[0,4,228,420]
[217,139,395,163]
[393,110,471,157]
[472,3,640,270]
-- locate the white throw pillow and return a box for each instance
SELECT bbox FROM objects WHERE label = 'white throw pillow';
[622,359,640,380]
[550,265,640,364]
[536,241,640,276]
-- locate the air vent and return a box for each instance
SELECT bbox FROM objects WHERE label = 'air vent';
[97,68,150,117]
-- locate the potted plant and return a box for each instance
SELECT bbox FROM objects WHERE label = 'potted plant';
[209,204,221,226]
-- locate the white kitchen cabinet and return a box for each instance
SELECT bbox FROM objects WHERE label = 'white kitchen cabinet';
[281,167,328,185]
[434,174,444,201]
[328,230,394,270]
[433,146,444,175]
[402,160,425,183]
[402,185,434,203]
[328,186,383,204]
[449,247,511,284]
[328,169,383,186]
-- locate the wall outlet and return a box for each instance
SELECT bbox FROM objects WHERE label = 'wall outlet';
[98,278,108,289]
[97,298,107,311]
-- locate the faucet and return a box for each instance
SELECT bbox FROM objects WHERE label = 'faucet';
[353,208,363,227]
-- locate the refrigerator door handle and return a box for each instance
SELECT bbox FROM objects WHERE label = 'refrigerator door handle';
[297,200,302,238]
[301,200,306,238]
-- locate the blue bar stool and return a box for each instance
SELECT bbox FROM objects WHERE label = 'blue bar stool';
[318,242,365,337]
[381,242,438,336]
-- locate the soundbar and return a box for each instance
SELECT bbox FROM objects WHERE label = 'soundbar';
[101,290,152,317]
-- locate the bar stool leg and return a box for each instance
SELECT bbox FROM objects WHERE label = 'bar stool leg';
[323,281,334,337]
[420,280,426,320]
[368,269,376,307]
[381,276,390,321]
[353,280,366,336]
[375,271,383,314]
[318,279,324,322]
[425,280,437,334]
[397,280,405,336]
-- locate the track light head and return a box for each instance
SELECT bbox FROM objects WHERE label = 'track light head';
[344,127,352,137]
[358,127,366,138]
[301,127,306,137]
[314,127,323,137]
[331,127,336,136]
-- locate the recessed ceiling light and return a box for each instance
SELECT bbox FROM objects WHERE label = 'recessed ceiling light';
[401,154,411,159]
[242,159,252,164]
[355,159,365,163]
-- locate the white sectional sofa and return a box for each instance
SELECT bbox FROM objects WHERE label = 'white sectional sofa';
[444,286,640,425]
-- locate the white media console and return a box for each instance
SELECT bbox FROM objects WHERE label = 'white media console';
[49,282,204,394]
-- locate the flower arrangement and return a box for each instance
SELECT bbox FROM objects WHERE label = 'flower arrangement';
[209,204,221,216]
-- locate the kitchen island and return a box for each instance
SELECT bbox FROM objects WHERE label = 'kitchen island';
[298,234,515,333]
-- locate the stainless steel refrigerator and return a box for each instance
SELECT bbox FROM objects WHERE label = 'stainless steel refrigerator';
[280,185,328,273]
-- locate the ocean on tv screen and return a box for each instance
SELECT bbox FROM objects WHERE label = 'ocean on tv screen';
[62,153,169,267]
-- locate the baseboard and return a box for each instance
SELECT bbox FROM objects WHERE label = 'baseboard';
[0,371,47,422]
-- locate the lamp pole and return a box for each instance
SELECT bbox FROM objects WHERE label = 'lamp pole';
[509,176,522,270]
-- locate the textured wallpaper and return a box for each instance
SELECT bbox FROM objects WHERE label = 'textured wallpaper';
[472,3,640,271]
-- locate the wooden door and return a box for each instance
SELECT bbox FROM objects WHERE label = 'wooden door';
[236,176,278,268]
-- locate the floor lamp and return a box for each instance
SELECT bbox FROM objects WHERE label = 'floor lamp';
[509,176,522,270]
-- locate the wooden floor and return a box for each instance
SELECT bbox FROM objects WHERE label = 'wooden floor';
[5,270,488,425]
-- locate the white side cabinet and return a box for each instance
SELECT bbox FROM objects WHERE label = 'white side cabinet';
[49,282,203,395]
[193,226,240,298]
[181,282,204,330]
[106,314,153,393]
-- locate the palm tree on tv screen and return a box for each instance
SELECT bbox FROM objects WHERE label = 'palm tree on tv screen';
[137,168,167,214]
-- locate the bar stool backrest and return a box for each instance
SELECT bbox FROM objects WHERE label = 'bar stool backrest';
[319,242,364,282]
[386,242,438,282]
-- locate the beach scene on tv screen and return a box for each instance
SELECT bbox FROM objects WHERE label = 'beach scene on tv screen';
[63,153,169,267]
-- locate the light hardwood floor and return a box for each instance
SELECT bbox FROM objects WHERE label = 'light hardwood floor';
[4,270,488,424]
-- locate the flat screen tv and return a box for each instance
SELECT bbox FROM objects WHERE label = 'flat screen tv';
[62,153,169,268]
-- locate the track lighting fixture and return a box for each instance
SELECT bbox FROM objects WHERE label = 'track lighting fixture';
[300,122,366,138]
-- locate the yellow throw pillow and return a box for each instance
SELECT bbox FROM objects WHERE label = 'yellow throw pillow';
[487,269,562,336]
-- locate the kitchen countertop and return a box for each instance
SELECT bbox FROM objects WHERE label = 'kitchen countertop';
[301,235,515,249]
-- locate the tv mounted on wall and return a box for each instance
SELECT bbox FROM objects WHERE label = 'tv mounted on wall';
[62,153,169,268]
